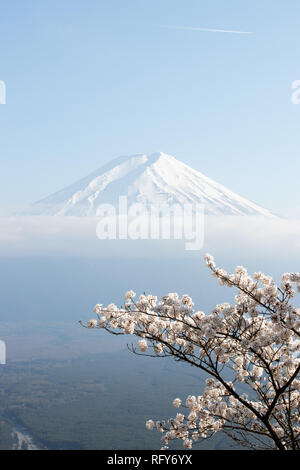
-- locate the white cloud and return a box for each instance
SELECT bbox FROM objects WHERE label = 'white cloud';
[1,215,300,268]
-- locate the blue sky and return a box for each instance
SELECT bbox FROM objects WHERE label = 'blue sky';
[0,0,300,215]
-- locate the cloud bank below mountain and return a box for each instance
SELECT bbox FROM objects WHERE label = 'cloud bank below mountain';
[1,215,300,269]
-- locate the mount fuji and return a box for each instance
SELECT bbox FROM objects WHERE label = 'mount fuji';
[32,152,276,217]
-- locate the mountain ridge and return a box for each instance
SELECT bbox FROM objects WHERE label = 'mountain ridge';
[32,152,276,217]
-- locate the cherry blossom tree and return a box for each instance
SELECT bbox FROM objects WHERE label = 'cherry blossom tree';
[81,254,300,450]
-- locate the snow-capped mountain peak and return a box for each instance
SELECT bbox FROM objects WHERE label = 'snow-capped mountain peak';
[33,152,276,217]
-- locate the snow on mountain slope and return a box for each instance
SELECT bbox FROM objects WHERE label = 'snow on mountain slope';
[33,152,276,217]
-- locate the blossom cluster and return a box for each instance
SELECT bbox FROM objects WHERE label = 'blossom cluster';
[84,254,300,450]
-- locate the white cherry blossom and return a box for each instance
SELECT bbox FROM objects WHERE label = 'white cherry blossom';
[82,254,300,450]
